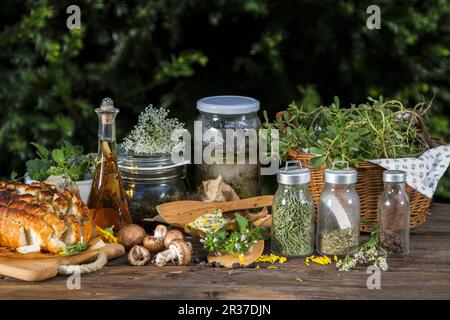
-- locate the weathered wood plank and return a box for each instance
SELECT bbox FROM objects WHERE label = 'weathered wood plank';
[1,203,450,300]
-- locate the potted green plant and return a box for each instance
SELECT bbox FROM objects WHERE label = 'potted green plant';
[24,141,95,203]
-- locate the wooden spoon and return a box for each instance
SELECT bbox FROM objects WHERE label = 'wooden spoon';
[156,195,273,227]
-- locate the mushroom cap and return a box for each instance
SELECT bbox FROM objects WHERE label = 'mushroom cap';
[128,245,151,266]
[164,229,184,248]
[154,224,168,239]
[118,224,146,249]
[169,239,192,266]
[143,235,165,253]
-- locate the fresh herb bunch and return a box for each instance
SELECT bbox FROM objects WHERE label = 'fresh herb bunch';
[203,213,269,256]
[336,230,388,271]
[121,105,186,155]
[26,141,95,181]
[264,96,433,168]
[60,241,90,256]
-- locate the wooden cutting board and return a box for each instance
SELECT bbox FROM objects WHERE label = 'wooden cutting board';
[0,238,125,282]
[207,240,264,268]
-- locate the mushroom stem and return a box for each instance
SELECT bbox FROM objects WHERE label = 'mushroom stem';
[154,247,178,267]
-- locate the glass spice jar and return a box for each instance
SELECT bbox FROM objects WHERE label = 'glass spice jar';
[195,96,261,198]
[317,161,360,256]
[118,152,189,231]
[378,170,410,255]
[271,161,314,257]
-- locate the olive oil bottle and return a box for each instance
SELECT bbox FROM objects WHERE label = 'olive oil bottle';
[87,98,132,229]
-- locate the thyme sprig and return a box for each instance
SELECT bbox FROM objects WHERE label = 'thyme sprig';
[336,230,388,271]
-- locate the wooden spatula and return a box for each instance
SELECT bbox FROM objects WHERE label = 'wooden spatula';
[155,195,273,227]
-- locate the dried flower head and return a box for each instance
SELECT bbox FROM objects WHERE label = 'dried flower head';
[121,105,186,155]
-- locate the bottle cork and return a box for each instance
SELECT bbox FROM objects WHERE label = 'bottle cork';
[100,97,115,124]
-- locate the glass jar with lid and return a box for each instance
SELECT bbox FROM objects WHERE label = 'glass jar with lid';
[118,151,189,231]
[195,96,261,198]
[378,170,410,255]
[271,161,314,257]
[317,161,360,256]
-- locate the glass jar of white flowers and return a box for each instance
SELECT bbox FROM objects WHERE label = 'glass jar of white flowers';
[118,106,189,230]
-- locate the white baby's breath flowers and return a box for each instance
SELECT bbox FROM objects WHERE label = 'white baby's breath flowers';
[121,105,186,155]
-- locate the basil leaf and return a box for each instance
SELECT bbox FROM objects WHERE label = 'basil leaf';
[51,149,65,165]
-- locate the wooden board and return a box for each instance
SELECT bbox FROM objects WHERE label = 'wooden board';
[0,239,125,282]
[207,240,264,268]
[156,196,273,227]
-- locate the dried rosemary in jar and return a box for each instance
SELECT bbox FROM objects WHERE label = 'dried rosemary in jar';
[271,161,314,257]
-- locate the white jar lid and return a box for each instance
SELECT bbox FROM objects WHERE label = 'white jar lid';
[196,95,260,115]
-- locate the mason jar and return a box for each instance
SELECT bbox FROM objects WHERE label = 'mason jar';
[378,170,410,255]
[317,161,360,256]
[118,152,189,230]
[195,96,261,198]
[271,161,314,257]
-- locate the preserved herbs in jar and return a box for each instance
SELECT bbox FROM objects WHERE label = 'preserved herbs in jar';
[118,152,188,230]
[271,161,314,257]
[378,170,410,255]
[317,161,360,256]
[195,96,261,198]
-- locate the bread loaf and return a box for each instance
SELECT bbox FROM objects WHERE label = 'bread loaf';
[0,181,93,254]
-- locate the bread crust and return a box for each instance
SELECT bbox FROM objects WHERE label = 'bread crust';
[0,182,93,253]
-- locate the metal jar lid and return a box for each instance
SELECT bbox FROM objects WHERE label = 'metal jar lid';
[324,160,357,184]
[277,160,311,185]
[383,170,406,183]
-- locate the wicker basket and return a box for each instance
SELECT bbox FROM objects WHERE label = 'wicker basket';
[288,150,433,232]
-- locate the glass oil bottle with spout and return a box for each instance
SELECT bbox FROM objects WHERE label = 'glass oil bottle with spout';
[87,98,132,229]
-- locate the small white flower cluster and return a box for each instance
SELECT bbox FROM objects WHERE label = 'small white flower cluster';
[121,105,186,155]
[336,246,389,272]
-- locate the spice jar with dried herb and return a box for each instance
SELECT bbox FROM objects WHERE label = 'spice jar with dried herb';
[271,161,314,257]
[317,161,360,256]
[378,170,410,255]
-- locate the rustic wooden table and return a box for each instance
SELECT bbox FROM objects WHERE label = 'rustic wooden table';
[1,203,449,300]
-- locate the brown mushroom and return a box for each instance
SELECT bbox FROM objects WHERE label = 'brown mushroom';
[118,224,146,249]
[153,239,192,267]
[164,229,184,248]
[128,245,151,266]
[143,225,167,253]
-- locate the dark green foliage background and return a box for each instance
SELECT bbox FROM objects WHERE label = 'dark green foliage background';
[0,0,449,199]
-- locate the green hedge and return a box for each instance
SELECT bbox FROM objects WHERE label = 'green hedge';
[0,0,449,199]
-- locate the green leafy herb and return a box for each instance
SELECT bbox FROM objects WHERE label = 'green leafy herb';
[60,241,90,256]
[264,97,432,168]
[202,213,269,256]
[26,141,95,182]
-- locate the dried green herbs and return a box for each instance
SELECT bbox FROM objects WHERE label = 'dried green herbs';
[336,230,389,271]
[272,185,314,257]
[319,227,359,255]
